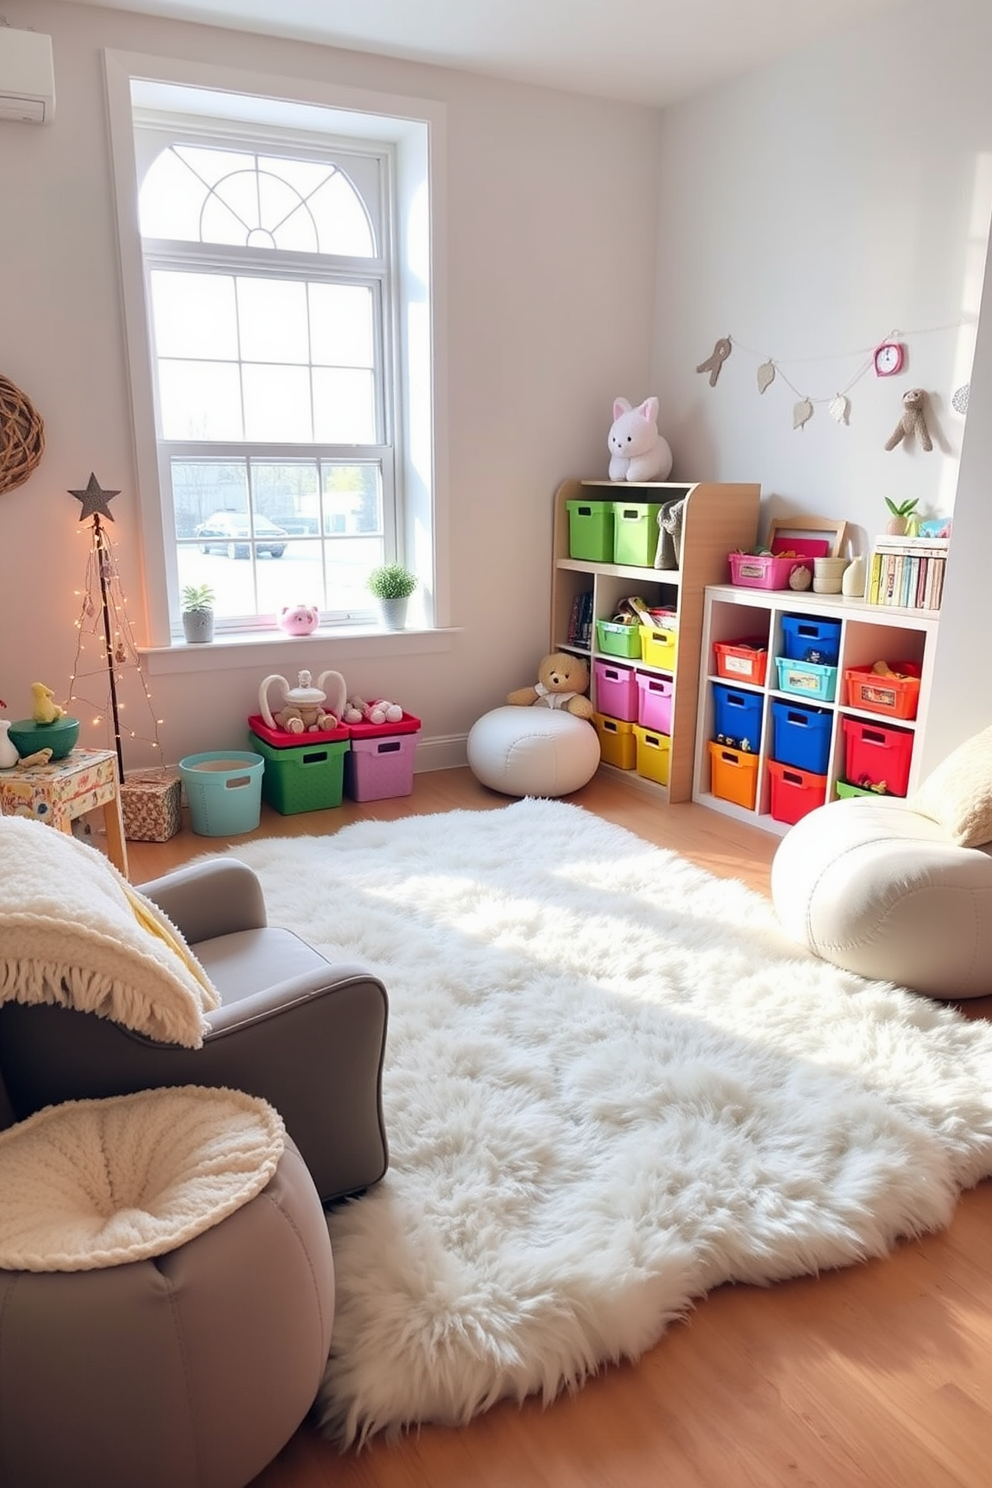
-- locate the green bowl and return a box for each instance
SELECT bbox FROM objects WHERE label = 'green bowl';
[8,716,80,762]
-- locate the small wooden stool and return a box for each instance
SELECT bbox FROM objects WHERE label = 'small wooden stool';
[0,747,129,879]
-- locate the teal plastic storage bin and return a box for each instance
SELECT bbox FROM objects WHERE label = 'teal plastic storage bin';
[612,502,662,566]
[566,500,614,561]
[178,750,264,836]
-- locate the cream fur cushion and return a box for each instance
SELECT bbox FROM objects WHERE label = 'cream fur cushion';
[0,1086,285,1271]
[0,815,219,1048]
[909,724,992,848]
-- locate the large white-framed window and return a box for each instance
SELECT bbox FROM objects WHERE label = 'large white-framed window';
[104,54,445,646]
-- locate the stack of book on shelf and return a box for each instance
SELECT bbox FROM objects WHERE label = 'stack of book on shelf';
[566,590,594,647]
[867,535,949,611]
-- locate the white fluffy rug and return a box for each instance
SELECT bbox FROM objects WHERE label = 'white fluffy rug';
[230,799,992,1447]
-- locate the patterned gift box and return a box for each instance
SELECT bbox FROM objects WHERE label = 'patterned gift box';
[120,767,182,842]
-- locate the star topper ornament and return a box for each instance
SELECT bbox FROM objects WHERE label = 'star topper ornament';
[69,472,119,522]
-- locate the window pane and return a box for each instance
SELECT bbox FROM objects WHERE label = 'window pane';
[250,460,320,533]
[324,536,385,612]
[322,463,382,535]
[171,458,248,539]
[201,169,261,245]
[308,170,374,256]
[312,368,375,442]
[237,278,309,363]
[150,271,238,359]
[158,361,243,440]
[242,364,313,442]
[140,149,208,240]
[309,283,373,367]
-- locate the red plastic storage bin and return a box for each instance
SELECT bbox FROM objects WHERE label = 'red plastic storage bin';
[767,759,828,825]
[841,718,913,797]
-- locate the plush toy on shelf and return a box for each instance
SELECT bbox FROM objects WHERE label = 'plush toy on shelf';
[343,696,404,726]
[607,395,673,483]
[276,603,320,636]
[507,652,594,719]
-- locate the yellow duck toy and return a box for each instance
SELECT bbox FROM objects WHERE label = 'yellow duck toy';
[31,682,66,725]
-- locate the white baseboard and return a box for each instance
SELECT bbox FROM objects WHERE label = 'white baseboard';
[413,733,469,772]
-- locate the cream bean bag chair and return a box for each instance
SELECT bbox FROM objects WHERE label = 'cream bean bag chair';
[772,725,992,999]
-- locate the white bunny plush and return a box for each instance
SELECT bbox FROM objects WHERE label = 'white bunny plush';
[607,396,673,482]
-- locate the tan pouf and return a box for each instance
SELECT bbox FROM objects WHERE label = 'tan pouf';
[0,1086,334,1488]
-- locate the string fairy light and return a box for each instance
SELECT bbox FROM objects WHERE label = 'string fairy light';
[64,475,164,779]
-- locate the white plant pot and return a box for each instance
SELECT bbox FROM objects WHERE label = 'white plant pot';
[378,597,409,631]
[183,610,215,644]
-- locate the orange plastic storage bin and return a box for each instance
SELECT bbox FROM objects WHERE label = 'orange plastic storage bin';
[843,662,921,721]
[713,638,768,686]
[707,741,759,810]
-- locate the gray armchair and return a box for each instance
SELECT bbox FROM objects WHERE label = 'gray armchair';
[0,856,388,1204]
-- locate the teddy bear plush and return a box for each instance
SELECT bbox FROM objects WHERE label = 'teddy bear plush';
[274,700,337,733]
[608,396,673,482]
[507,653,594,719]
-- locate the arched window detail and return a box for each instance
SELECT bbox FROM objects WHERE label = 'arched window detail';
[139,144,376,258]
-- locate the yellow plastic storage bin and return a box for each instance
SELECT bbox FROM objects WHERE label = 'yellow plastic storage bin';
[639,625,678,670]
[633,725,671,785]
[593,713,637,770]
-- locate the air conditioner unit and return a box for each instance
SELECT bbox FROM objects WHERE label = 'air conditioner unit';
[0,28,55,124]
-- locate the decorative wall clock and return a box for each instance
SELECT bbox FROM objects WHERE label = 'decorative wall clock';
[873,341,905,376]
[0,372,45,494]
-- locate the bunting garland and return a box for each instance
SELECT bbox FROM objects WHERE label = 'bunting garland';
[695,321,970,433]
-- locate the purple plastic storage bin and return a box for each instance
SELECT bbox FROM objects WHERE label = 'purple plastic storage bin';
[635,672,674,734]
[345,731,419,801]
[593,660,638,722]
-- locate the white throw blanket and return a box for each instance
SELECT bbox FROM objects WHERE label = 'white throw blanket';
[0,815,218,1048]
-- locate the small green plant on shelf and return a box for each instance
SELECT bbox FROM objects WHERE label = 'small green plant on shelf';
[181,583,215,613]
[367,563,418,600]
[884,498,919,536]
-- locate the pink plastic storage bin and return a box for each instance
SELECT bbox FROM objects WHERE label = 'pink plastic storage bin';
[729,552,806,590]
[635,673,674,733]
[593,661,638,722]
[345,731,418,801]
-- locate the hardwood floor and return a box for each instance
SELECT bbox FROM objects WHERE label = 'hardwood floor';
[121,768,992,1488]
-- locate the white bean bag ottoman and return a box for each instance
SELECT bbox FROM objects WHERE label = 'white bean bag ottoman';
[771,794,992,1000]
[0,1085,335,1488]
[467,705,601,798]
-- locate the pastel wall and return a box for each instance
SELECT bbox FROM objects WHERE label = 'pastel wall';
[0,0,661,769]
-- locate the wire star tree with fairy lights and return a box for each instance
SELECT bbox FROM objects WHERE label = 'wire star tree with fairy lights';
[65,473,164,782]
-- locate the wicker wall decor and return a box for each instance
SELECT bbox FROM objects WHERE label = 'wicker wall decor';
[0,373,45,495]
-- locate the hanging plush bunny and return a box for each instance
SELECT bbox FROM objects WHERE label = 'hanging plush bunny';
[607,396,673,482]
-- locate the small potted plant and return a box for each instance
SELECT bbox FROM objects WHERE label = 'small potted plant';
[367,563,418,631]
[884,498,920,537]
[181,582,216,644]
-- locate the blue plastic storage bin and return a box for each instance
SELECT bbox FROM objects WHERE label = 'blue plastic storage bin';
[712,683,763,753]
[770,700,833,775]
[780,614,841,665]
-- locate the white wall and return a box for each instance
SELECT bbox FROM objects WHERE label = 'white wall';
[0,0,661,768]
[651,0,992,768]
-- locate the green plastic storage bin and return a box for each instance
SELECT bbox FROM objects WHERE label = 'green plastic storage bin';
[566,499,614,561]
[596,619,642,659]
[251,733,349,815]
[612,501,662,567]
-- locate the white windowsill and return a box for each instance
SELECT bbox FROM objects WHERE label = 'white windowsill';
[139,624,459,676]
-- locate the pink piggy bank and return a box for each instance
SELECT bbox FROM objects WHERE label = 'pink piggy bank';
[277,604,320,636]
